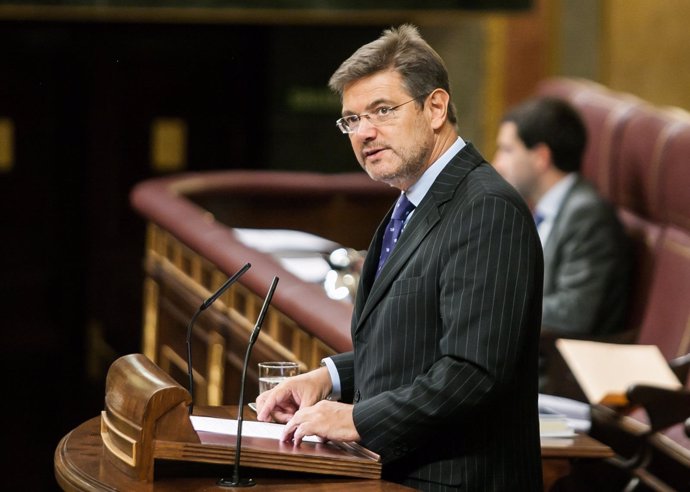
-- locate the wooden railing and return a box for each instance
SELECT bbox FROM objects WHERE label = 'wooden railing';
[130,170,396,406]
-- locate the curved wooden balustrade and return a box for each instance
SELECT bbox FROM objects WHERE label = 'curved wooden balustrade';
[130,170,397,406]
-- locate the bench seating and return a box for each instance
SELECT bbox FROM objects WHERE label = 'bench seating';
[534,77,690,490]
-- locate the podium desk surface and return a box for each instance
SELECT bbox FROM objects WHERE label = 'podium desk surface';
[541,433,614,459]
[55,415,613,491]
[54,416,413,492]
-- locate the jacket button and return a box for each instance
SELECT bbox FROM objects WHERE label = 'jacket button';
[354,389,361,402]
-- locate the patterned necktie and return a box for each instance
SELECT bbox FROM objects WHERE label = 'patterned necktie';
[376,193,415,277]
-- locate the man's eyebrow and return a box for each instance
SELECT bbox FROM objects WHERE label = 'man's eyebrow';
[342,97,393,117]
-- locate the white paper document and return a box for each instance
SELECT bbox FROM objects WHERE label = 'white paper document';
[190,415,321,443]
[538,393,591,433]
[278,255,332,283]
[233,228,340,254]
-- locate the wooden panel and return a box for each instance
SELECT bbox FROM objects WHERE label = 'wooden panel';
[142,224,337,406]
[604,0,690,110]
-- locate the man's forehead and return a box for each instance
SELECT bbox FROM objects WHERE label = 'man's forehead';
[341,71,408,111]
[499,121,520,140]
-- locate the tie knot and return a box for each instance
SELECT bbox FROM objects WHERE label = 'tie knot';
[392,193,415,220]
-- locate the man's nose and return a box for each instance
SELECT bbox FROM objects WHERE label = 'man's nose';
[354,116,377,137]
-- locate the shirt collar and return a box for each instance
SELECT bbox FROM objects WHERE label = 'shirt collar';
[405,137,466,206]
[535,172,578,220]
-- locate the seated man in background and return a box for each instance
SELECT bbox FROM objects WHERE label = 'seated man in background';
[493,96,632,339]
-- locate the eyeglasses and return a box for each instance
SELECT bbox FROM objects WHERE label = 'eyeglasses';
[336,95,425,134]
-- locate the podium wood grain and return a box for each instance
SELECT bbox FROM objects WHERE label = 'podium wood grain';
[541,434,614,490]
[541,434,614,459]
[55,417,413,491]
[55,417,614,491]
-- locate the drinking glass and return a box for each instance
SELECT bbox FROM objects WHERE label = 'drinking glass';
[258,361,300,394]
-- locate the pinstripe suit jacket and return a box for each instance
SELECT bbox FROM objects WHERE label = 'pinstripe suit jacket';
[331,143,544,491]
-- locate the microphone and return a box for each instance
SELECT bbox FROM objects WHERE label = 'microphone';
[186,262,251,415]
[218,275,279,488]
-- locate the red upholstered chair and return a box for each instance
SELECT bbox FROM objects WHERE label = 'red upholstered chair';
[635,226,690,359]
[532,77,690,489]
[620,369,690,491]
[535,77,638,200]
[572,92,638,200]
[658,115,690,231]
[616,209,664,338]
[611,104,676,220]
[589,227,690,490]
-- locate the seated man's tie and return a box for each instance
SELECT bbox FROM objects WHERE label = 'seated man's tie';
[533,211,545,228]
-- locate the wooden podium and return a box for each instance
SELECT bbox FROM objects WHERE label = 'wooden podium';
[55,353,613,491]
[97,353,382,484]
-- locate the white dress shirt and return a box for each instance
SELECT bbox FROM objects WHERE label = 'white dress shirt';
[533,173,578,246]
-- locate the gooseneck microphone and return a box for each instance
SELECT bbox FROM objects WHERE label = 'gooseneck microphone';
[218,275,279,488]
[186,262,251,415]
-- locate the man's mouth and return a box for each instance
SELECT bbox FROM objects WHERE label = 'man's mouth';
[363,147,387,160]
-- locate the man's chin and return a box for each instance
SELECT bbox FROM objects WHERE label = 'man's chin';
[365,169,394,185]
[368,172,406,189]
[363,161,390,179]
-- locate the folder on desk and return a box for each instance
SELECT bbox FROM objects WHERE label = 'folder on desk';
[555,339,682,407]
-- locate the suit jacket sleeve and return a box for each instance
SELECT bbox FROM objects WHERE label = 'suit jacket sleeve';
[330,351,355,403]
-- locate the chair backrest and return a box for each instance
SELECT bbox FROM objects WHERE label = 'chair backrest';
[657,116,690,231]
[617,209,664,336]
[636,226,690,360]
[535,77,638,199]
[611,104,674,219]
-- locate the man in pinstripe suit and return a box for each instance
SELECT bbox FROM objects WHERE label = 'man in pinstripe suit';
[257,24,544,491]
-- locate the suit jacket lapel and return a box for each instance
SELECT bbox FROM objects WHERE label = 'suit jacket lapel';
[542,176,584,283]
[354,143,485,334]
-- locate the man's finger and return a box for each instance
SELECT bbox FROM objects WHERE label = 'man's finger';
[292,424,309,446]
[281,419,298,442]
[256,392,276,422]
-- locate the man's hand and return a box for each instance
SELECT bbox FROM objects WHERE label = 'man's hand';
[255,366,332,424]
[282,400,361,445]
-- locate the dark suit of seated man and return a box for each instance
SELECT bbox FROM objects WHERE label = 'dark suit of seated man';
[494,96,631,337]
[493,97,632,390]
[257,24,544,491]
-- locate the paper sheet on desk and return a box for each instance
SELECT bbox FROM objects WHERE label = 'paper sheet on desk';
[190,415,321,443]
[278,256,332,283]
[539,393,591,433]
[233,228,340,254]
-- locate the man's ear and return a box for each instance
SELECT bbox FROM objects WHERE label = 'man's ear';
[532,143,553,173]
[427,89,450,130]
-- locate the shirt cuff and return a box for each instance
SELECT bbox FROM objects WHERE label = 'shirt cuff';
[320,357,342,401]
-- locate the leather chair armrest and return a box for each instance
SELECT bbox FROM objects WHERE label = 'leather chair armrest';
[669,352,690,383]
[626,384,690,433]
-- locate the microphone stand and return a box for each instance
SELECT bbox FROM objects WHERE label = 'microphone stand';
[187,262,251,415]
[218,275,279,488]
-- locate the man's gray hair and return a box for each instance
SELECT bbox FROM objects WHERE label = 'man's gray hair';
[328,24,457,125]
